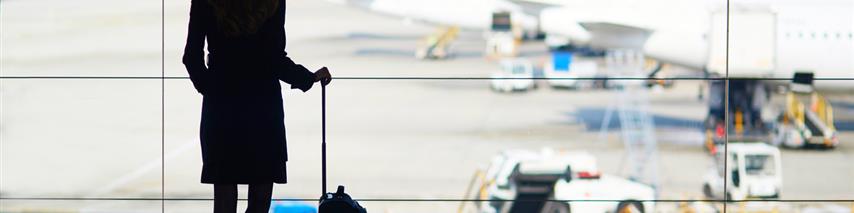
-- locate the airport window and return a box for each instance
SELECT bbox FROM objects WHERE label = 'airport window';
[2,1,854,212]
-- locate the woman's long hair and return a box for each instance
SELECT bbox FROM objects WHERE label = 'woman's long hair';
[207,0,280,37]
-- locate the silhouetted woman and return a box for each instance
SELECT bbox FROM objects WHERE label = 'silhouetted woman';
[182,0,331,212]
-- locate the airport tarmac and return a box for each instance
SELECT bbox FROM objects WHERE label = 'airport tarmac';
[2,0,854,212]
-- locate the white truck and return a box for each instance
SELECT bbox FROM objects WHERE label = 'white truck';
[703,143,783,200]
[477,149,655,213]
[543,51,599,89]
[490,59,536,92]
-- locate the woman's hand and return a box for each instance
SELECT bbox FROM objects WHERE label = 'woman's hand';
[314,67,332,86]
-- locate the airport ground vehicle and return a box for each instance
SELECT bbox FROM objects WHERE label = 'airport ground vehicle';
[771,74,838,149]
[490,59,536,92]
[485,12,521,59]
[543,51,599,89]
[641,63,674,89]
[415,27,459,60]
[703,143,782,201]
[704,76,839,152]
[476,149,655,213]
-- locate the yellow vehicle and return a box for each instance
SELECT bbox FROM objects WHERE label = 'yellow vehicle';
[771,73,838,148]
[416,26,459,60]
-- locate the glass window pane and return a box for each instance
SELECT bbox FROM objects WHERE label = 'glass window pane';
[160,0,730,201]
[163,79,715,203]
[318,79,706,201]
[0,0,162,77]
[162,79,205,199]
[0,80,162,198]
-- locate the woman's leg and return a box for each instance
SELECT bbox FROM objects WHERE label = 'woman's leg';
[245,183,274,213]
[214,184,238,213]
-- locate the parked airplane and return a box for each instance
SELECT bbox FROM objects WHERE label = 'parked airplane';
[332,0,853,82]
[534,0,854,85]
[332,0,854,149]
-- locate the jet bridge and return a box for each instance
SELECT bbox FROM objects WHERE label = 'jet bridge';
[703,9,777,153]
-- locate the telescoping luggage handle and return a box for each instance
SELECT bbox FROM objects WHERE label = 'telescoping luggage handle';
[319,85,369,213]
[321,85,328,195]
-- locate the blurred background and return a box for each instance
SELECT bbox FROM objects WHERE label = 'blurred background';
[1,0,854,212]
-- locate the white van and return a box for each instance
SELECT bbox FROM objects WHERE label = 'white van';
[703,143,783,200]
[490,59,536,92]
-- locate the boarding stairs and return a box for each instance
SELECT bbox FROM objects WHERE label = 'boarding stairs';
[605,49,660,191]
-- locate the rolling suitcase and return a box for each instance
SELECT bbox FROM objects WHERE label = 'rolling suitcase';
[318,86,367,213]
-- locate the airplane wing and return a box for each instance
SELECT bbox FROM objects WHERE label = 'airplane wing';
[328,0,539,31]
[538,5,710,70]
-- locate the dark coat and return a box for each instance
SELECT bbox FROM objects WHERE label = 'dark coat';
[182,0,315,184]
